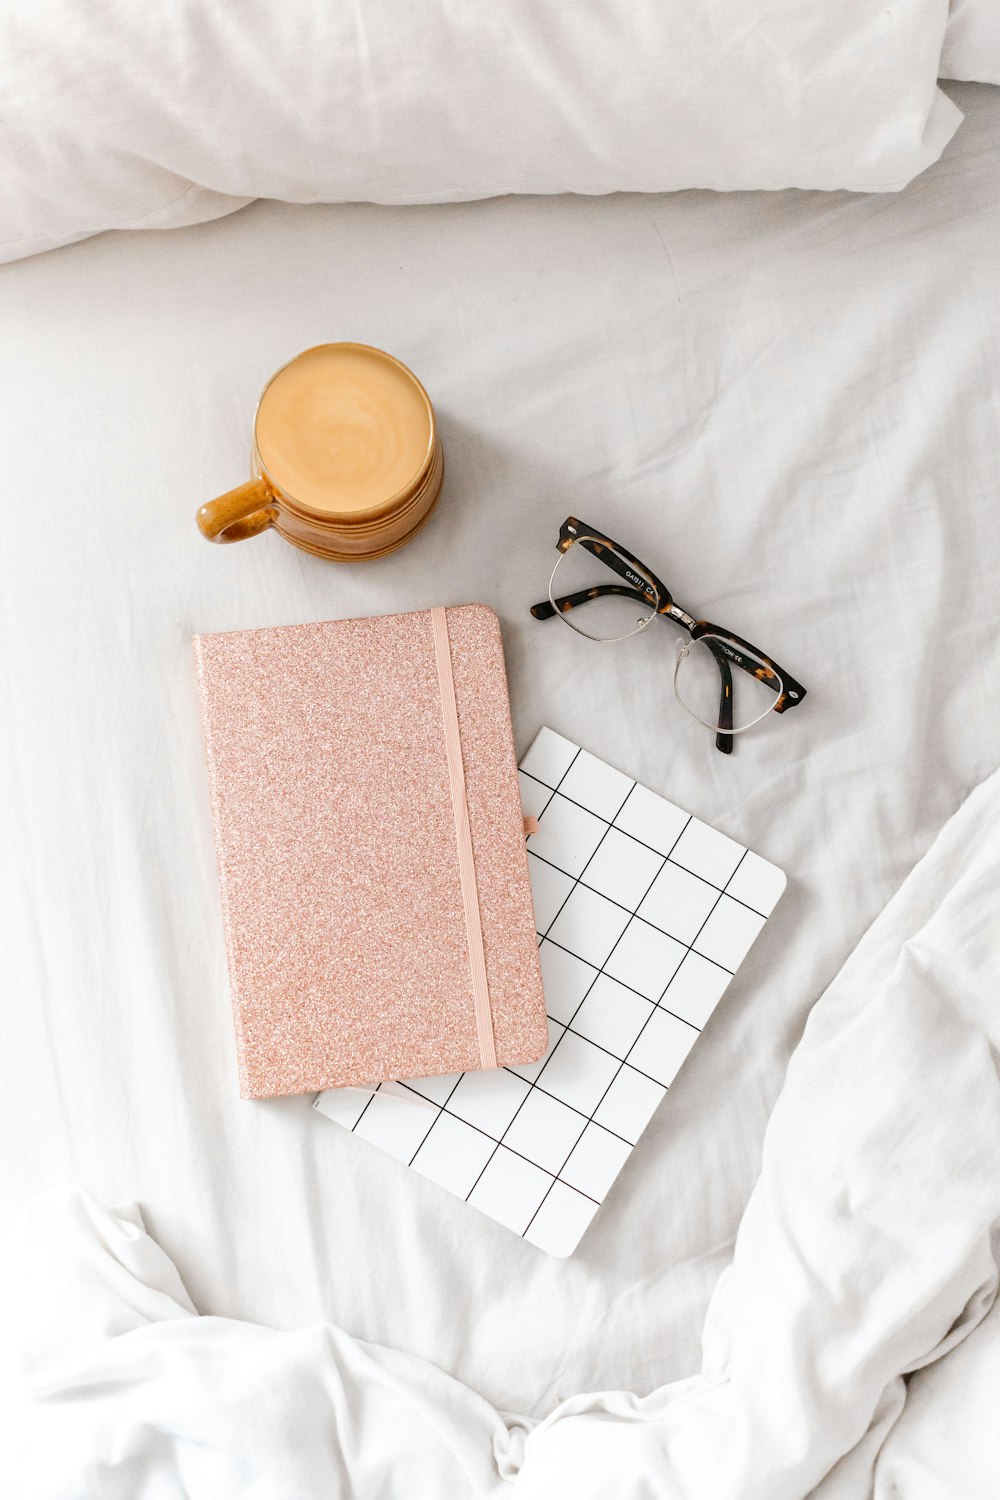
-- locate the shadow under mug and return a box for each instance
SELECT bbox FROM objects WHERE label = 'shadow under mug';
[196,343,444,562]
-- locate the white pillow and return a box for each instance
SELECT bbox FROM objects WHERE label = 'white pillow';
[942,0,1000,83]
[0,0,962,265]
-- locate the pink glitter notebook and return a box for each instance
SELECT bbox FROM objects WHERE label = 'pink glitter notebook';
[194,605,547,1098]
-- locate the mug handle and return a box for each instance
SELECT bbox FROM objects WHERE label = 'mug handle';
[196,479,277,544]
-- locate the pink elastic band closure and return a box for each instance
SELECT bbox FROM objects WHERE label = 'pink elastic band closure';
[523,815,539,837]
[430,607,497,1070]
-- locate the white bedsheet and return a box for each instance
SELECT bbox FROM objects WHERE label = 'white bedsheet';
[4,758,999,1497]
[1,79,998,1424]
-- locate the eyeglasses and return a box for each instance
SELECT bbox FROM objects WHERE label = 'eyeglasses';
[530,517,806,754]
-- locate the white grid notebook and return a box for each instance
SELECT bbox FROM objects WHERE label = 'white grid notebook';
[315,728,785,1256]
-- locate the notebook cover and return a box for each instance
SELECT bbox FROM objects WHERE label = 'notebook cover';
[194,604,547,1098]
[315,727,786,1255]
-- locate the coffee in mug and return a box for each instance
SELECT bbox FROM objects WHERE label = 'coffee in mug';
[196,343,443,561]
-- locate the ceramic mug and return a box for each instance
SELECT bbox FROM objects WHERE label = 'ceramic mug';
[196,343,443,561]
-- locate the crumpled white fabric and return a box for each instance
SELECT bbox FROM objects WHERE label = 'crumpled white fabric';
[3,763,999,1499]
[0,1191,518,1499]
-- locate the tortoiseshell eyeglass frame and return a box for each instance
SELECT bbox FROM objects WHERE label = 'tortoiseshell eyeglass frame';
[530,516,807,755]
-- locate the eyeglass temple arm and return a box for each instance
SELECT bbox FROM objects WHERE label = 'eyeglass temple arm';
[703,637,735,755]
[530,583,650,620]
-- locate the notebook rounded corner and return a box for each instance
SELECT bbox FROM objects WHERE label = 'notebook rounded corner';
[451,600,501,634]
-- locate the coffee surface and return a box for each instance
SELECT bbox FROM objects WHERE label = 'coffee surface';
[255,345,432,514]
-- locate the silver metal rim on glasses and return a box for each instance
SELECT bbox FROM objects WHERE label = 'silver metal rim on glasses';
[673,636,785,734]
[547,537,660,645]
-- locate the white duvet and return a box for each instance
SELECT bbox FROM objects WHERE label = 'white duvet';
[4,762,999,1498]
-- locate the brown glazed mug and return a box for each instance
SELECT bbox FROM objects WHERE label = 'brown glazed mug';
[196,343,444,561]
